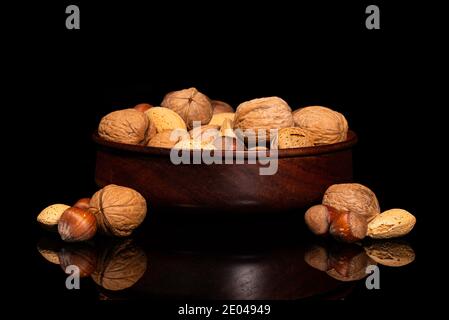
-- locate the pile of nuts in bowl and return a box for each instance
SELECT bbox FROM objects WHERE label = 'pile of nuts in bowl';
[97,87,350,150]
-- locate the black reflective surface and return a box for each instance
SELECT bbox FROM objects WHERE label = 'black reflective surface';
[33,211,418,301]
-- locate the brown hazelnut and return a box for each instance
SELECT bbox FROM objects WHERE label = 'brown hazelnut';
[73,198,91,210]
[304,205,342,235]
[58,245,97,278]
[329,211,367,243]
[58,207,97,242]
[304,245,330,272]
[211,100,234,114]
[134,103,154,112]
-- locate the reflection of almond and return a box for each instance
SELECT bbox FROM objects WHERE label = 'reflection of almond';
[367,209,416,239]
[364,241,415,267]
[37,247,60,265]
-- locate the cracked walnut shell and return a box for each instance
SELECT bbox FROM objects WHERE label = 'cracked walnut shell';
[98,109,156,145]
[233,97,294,142]
[89,185,147,237]
[293,106,348,145]
[161,87,213,130]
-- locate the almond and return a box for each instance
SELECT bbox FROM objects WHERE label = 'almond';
[367,209,416,239]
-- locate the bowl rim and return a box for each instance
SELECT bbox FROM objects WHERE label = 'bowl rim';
[92,130,357,158]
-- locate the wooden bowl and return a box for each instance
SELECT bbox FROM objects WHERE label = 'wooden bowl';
[93,131,357,212]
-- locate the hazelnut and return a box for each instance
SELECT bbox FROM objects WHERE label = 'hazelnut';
[58,245,97,278]
[161,87,213,130]
[304,205,342,236]
[211,100,234,114]
[58,207,97,242]
[73,198,91,210]
[134,103,154,112]
[329,211,367,243]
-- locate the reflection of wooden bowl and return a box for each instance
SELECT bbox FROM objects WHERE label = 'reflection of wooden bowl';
[93,131,357,212]
[96,244,352,300]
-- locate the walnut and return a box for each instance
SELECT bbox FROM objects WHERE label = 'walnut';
[161,87,213,130]
[89,184,147,237]
[98,109,156,145]
[323,183,380,222]
[233,97,294,143]
[92,239,147,291]
[293,106,348,145]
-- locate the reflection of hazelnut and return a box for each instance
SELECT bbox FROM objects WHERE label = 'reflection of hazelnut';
[58,245,97,278]
[304,245,329,271]
[304,243,376,282]
[92,239,147,291]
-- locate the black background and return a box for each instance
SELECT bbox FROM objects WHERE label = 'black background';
[8,0,442,313]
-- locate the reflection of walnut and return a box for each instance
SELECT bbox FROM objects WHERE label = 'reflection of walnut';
[293,106,348,145]
[161,88,213,130]
[92,239,147,291]
[89,185,147,237]
[147,129,188,149]
[98,109,155,145]
[233,97,294,142]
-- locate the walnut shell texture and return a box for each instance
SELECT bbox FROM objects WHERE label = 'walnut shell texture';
[293,106,348,145]
[92,239,147,291]
[208,112,235,127]
[161,87,213,130]
[90,185,147,237]
[98,109,154,145]
[323,183,380,222]
[233,97,294,141]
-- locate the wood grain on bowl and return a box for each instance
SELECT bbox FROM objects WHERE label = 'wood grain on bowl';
[93,131,357,212]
